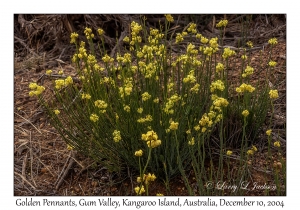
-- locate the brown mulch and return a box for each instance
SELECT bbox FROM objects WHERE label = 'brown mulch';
[14,14,286,196]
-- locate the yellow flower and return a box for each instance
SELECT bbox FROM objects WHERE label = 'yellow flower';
[113,130,122,142]
[156,193,164,196]
[97,28,104,36]
[153,97,159,103]
[169,121,179,130]
[200,36,209,44]
[241,55,248,60]
[269,60,277,67]
[226,150,233,156]
[269,89,279,99]
[134,185,145,195]
[252,145,258,152]
[94,100,108,109]
[246,41,253,48]
[216,19,228,28]
[165,14,174,22]
[188,137,195,146]
[142,92,151,101]
[137,108,143,114]
[242,110,249,117]
[123,36,130,42]
[247,149,254,156]
[268,38,278,45]
[236,83,255,93]
[222,47,236,59]
[123,105,131,112]
[274,141,281,147]
[28,83,45,96]
[54,109,60,115]
[266,129,272,136]
[216,63,224,73]
[65,76,73,86]
[70,32,79,44]
[67,144,74,150]
[81,93,91,100]
[90,113,99,122]
[46,70,52,75]
[135,150,143,157]
[210,80,225,92]
[194,125,200,131]
[58,70,64,75]
[187,23,197,34]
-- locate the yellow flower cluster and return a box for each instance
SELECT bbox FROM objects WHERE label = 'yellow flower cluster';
[134,149,143,157]
[246,41,253,48]
[222,47,236,59]
[274,141,280,147]
[268,60,277,67]
[120,78,133,97]
[113,130,122,142]
[137,115,153,123]
[187,23,197,34]
[169,120,179,130]
[142,92,152,101]
[209,37,219,51]
[29,82,45,97]
[183,70,196,83]
[188,137,195,146]
[54,76,73,90]
[187,43,198,55]
[46,70,52,75]
[242,65,254,78]
[266,129,272,136]
[70,32,79,44]
[200,36,209,44]
[123,105,131,112]
[81,93,91,100]
[137,173,156,185]
[216,63,224,73]
[190,83,200,93]
[97,28,104,36]
[175,32,187,43]
[130,21,143,47]
[236,83,255,93]
[134,185,145,195]
[54,109,60,115]
[94,100,108,113]
[226,150,233,156]
[90,113,99,122]
[242,110,249,117]
[163,94,181,114]
[269,89,279,99]
[123,36,130,42]
[141,130,161,148]
[102,54,114,63]
[84,27,94,40]
[210,80,225,92]
[216,19,228,28]
[137,108,143,114]
[165,14,174,22]
[268,38,278,45]
[241,55,248,60]
[213,97,229,107]
[247,145,258,156]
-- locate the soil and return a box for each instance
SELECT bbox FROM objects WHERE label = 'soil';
[14,14,286,196]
